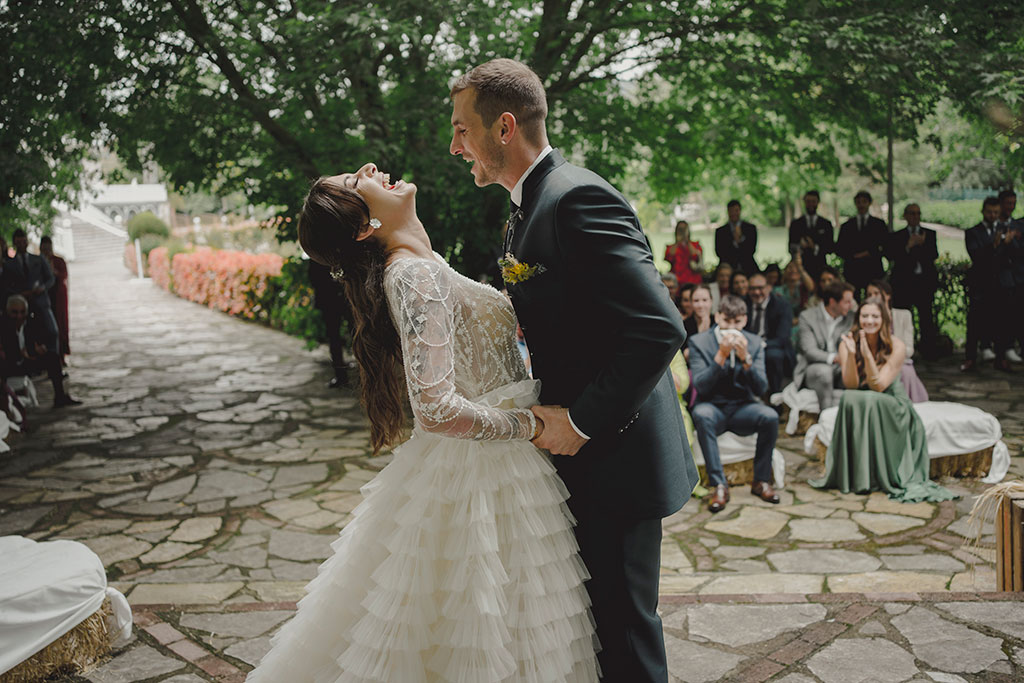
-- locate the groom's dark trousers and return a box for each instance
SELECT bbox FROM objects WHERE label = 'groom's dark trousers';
[506,150,699,681]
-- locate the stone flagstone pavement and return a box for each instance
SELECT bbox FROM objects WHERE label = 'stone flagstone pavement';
[1,257,1022,682]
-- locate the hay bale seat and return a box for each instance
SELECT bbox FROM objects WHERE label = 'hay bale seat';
[0,537,132,682]
[803,401,1011,484]
[691,432,787,487]
[771,384,823,436]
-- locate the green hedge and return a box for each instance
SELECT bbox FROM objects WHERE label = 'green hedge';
[917,200,984,230]
[247,257,331,349]
[126,211,171,240]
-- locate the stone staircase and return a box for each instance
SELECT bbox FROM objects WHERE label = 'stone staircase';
[60,207,128,262]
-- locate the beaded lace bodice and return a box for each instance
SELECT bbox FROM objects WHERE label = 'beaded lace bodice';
[384,254,536,441]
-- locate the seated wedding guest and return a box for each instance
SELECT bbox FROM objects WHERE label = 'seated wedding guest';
[809,298,956,502]
[684,284,715,351]
[763,263,781,288]
[794,281,856,411]
[729,271,749,300]
[39,237,70,368]
[788,189,834,281]
[866,280,927,402]
[708,262,732,313]
[664,220,704,285]
[690,294,780,512]
[747,272,794,395]
[806,265,840,309]
[0,295,80,408]
[678,282,696,321]
[775,254,815,315]
[888,203,939,358]
[715,200,759,275]
[661,272,681,306]
[837,190,888,298]
[962,197,1003,372]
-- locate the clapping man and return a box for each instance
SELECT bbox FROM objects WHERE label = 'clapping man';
[962,197,1002,372]
[715,200,758,275]
[837,191,888,298]
[788,190,834,281]
[690,294,780,513]
[794,281,856,411]
[997,190,1023,362]
[745,272,794,395]
[888,204,938,358]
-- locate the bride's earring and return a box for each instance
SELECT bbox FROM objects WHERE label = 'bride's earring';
[369,218,382,230]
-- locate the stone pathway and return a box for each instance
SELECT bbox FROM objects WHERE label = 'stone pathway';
[1,257,1021,682]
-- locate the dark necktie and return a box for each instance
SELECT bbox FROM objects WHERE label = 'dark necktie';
[858,215,865,230]
[753,304,764,337]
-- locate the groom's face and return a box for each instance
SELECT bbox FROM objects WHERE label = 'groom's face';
[450,89,506,187]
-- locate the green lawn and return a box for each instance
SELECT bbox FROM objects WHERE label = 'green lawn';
[649,225,968,274]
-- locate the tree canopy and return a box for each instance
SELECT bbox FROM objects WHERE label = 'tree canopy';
[3,0,1022,273]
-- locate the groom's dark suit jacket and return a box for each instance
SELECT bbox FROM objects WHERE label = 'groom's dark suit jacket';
[506,150,698,520]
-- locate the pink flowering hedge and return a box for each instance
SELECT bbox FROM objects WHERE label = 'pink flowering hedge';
[167,248,284,318]
[148,247,172,290]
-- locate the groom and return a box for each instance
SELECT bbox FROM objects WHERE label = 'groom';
[451,59,698,681]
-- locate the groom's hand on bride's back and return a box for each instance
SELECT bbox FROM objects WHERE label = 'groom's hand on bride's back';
[530,405,587,456]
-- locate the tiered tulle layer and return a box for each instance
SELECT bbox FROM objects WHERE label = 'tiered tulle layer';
[247,426,599,682]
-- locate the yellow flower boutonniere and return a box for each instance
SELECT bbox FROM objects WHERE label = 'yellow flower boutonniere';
[498,253,546,285]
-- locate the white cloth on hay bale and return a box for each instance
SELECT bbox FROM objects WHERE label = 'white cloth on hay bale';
[691,432,787,487]
[803,401,1010,484]
[770,383,823,435]
[0,410,16,454]
[0,536,133,676]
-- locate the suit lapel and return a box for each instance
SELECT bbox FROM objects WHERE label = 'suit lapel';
[509,149,567,256]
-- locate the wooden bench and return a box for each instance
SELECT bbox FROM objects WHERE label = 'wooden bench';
[997,491,1024,592]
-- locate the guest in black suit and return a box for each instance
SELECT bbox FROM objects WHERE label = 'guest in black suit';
[450,58,698,682]
[888,204,939,356]
[837,190,888,297]
[0,295,79,407]
[4,229,60,355]
[997,189,1024,363]
[715,200,758,274]
[787,190,834,281]
[746,272,794,394]
[963,197,1003,371]
[690,294,780,513]
[308,259,353,388]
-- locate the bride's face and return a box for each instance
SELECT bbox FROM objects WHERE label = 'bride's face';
[328,163,416,225]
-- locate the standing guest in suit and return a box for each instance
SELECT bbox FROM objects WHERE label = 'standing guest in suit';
[39,236,69,367]
[690,294,780,513]
[888,204,939,357]
[308,259,354,388]
[747,272,794,395]
[664,220,704,285]
[997,190,1023,363]
[5,229,59,356]
[962,197,1004,372]
[788,190,834,281]
[709,262,732,313]
[837,190,889,298]
[993,207,1024,372]
[866,280,928,402]
[0,295,80,407]
[729,270,749,300]
[450,58,697,681]
[794,281,857,411]
[715,200,758,275]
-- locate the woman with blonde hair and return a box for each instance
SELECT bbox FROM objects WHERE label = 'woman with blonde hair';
[809,297,955,502]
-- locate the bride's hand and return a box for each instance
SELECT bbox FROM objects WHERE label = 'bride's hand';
[840,333,856,355]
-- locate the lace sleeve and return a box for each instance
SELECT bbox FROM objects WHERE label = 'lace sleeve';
[386,259,536,441]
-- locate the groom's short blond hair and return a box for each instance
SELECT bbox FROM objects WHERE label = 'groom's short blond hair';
[450,58,548,145]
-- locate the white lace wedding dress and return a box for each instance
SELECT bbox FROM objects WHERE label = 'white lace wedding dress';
[247,254,599,682]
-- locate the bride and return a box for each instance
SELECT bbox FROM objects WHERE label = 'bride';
[245,163,599,682]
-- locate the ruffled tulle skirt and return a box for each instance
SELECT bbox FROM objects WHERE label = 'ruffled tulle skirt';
[246,380,600,682]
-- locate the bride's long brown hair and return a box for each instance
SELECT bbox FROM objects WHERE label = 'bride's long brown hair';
[849,297,893,389]
[298,176,405,454]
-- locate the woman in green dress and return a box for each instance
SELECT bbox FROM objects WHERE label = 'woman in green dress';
[809,298,956,503]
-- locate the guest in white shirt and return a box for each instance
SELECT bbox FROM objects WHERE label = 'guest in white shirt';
[793,281,857,411]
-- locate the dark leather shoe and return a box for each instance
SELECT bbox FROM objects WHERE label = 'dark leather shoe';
[53,395,82,408]
[708,484,730,513]
[751,480,780,504]
[959,359,976,372]
[995,359,1013,373]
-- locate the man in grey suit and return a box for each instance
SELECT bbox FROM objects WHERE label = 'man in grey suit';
[5,229,60,353]
[794,281,856,411]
